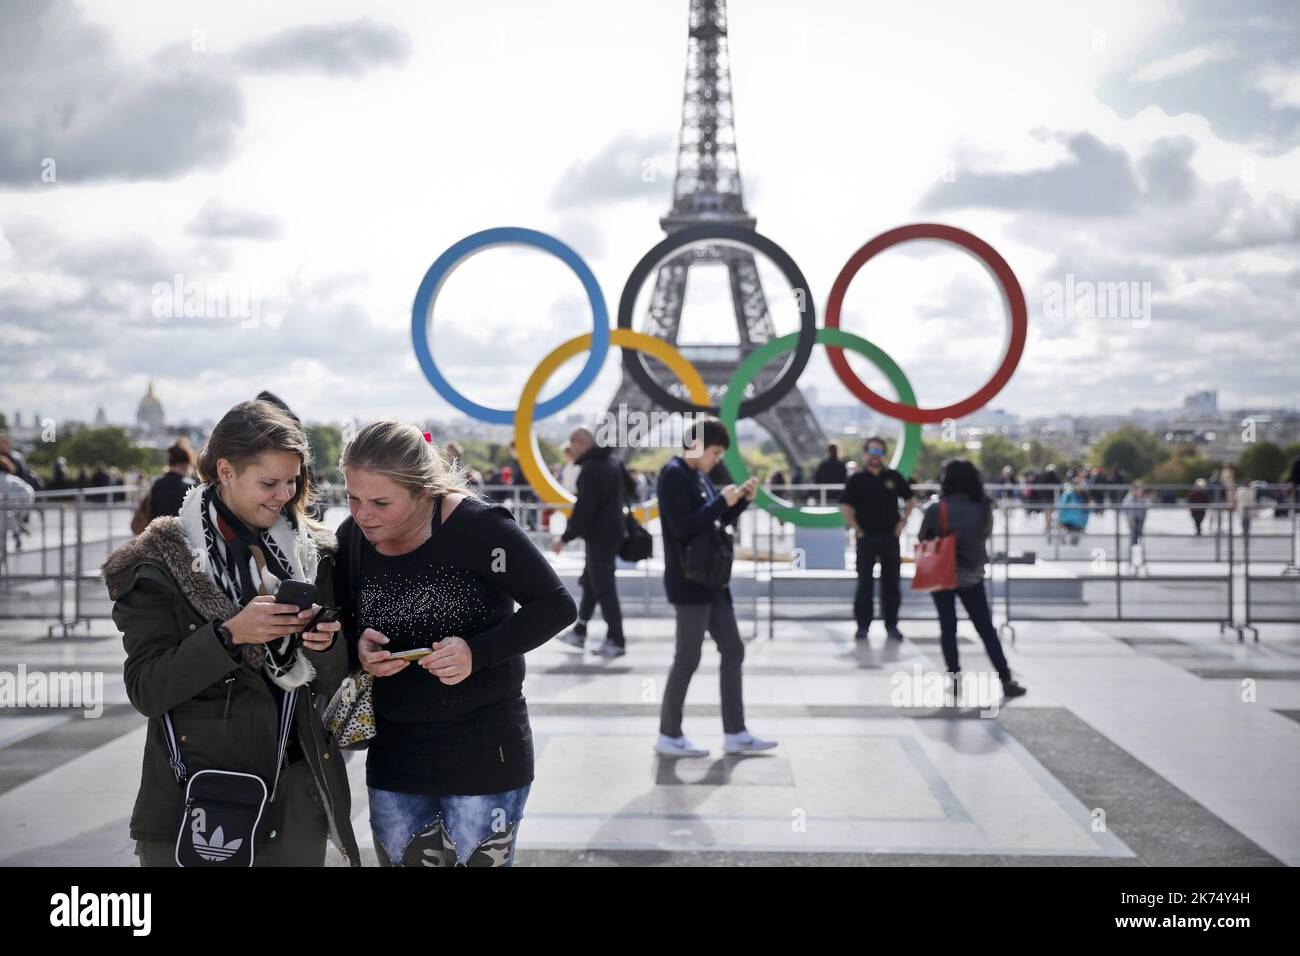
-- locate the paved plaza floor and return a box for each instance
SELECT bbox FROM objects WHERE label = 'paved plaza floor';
[0,606,1296,866]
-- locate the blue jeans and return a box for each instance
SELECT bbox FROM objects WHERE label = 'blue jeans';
[368,782,532,867]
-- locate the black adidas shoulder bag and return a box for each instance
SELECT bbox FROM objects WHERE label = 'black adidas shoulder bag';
[164,689,296,867]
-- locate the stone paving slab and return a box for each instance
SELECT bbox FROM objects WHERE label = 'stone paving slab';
[0,613,1294,866]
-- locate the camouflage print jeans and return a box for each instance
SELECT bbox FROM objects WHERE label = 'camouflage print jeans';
[367,782,531,867]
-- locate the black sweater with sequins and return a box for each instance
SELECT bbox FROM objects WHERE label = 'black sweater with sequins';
[335,496,577,796]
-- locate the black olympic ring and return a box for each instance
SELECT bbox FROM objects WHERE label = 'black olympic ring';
[616,224,817,418]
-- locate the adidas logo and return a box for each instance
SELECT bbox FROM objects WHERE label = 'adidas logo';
[193,825,243,862]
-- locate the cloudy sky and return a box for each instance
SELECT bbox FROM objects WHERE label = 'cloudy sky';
[2,0,1298,433]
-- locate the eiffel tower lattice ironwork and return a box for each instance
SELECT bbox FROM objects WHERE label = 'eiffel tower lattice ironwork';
[605,0,826,474]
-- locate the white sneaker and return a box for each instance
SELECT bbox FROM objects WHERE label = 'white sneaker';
[655,734,710,758]
[724,730,778,754]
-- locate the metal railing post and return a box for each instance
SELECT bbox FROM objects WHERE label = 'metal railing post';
[754,512,759,639]
[1243,511,1251,633]
[1227,508,1235,636]
[1002,501,1014,643]
[105,491,116,556]
[1285,507,1300,577]
[767,505,775,642]
[73,490,85,633]
[1214,501,1222,562]
[1053,484,1061,560]
[37,507,48,577]
[1114,505,1122,621]
[57,504,66,620]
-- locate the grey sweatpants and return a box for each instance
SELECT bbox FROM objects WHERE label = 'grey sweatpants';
[658,591,746,738]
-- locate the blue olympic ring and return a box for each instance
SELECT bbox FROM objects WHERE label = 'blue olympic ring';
[410,227,610,425]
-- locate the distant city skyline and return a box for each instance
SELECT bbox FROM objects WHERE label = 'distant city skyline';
[8,382,1296,436]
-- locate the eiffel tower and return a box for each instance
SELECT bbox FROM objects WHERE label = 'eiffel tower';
[605,0,826,475]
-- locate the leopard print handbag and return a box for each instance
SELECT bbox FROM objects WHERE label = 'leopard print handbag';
[324,517,377,750]
[324,671,375,750]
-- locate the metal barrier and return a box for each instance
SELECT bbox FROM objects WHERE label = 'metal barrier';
[0,497,68,621]
[3,483,1296,640]
[755,499,1251,641]
[1242,508,1300,640]
[996,503,1238,645]
[0,486,139,635]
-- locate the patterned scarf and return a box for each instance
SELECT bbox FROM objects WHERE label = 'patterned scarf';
[195,483,313,687]
[202,485,288,600]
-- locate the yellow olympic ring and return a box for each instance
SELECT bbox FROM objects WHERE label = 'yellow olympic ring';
[514,328,710,525]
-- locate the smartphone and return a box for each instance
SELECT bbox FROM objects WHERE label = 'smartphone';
[302,605,340,633]
[274,580,319,612]
[388,647,434,662]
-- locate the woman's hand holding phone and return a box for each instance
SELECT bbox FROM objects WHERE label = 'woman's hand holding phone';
[225,595,308,646]
[301,604,341,653]
[419,636,472,686]
[358,627,409,677]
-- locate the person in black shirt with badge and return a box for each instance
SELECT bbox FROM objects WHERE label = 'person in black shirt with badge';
[839,436,915,644]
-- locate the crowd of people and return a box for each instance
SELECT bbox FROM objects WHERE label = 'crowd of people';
[987,463,1289,546]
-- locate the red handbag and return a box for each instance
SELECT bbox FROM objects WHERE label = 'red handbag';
[912,501,958,592]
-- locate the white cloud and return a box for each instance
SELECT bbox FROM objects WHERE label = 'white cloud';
[233,17,411,76]
[1255,63,1300,109]
[2,0,1297,425]
[1132,46,1225,83]
[187,199,285,241]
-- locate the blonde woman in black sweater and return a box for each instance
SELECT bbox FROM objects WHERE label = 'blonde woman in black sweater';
[336,421,575,866]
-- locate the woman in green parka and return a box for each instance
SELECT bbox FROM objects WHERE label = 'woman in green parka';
[101,395,360,866]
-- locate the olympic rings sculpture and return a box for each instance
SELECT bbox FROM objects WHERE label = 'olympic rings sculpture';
[411,223,1027,529]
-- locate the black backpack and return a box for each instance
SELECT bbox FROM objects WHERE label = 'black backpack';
[616,462,653,562]
[683,523,733,589]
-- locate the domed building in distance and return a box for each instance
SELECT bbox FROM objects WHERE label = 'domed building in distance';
[136,381,165,435]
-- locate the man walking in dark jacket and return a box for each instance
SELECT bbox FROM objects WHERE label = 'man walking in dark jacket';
[554,428,635,657]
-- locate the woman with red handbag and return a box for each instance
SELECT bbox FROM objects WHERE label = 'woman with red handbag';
[916,459,1026,701]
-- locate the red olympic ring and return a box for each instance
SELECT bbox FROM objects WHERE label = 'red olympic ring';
[823,223,1027,425]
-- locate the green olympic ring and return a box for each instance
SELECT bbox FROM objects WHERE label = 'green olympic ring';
[719,327,921,528]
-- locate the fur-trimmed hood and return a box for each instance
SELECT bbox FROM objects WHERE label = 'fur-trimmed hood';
[102,514,337,613]
[103,516,240,621]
